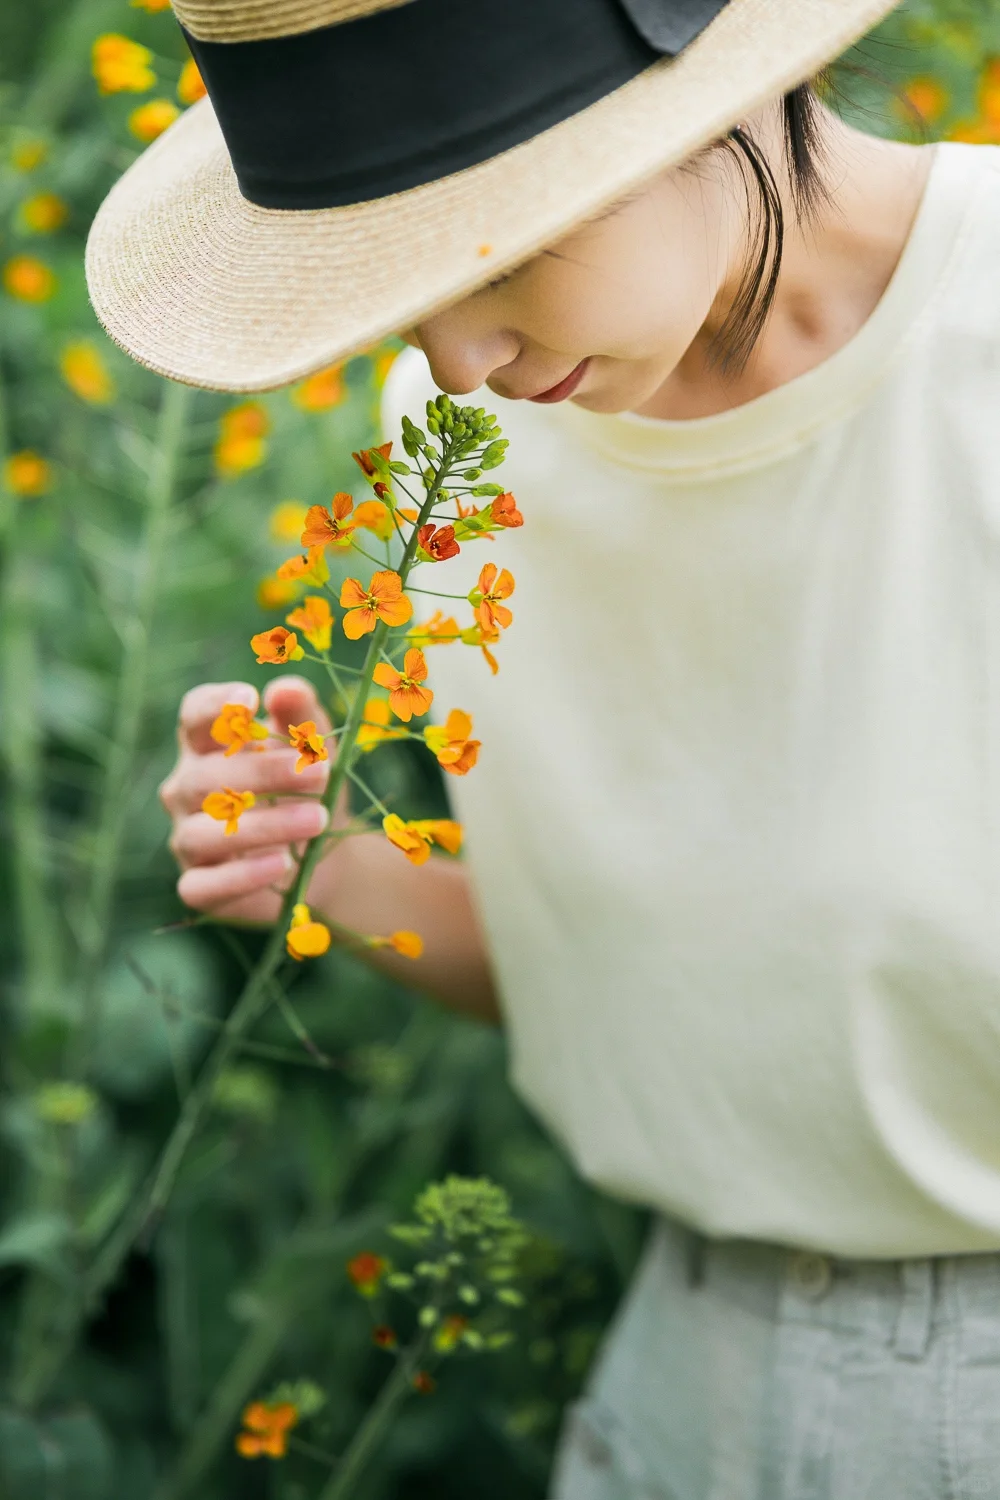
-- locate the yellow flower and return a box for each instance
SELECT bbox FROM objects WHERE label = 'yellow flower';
[129,99,180,142]
[423,709,480,776]
[257,575,300,609]
[177,57,207,105]
[285,595,333,652]
[250,627,303,665]
[11,139,48,173]
[371,929,424,959]
[371,347,400,389]
[291,364,345,411]
[210,703,268,757]
[3,255,56,303]
[268,500,308,542]
[215,401,270,477]
[287,720,329,772]
[286,903,332,960]
[92,34,156,95]
[4,451,51,497]
[202,787,255,836]
[382,814,462,866]
[19,193,68,234]
[356,698,405,752]
[131,0,172,10]
[236,1401,299,1459]
[60,341,116,405]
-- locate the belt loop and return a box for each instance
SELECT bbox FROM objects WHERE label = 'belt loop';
[685,1229,707,1289]
[893,1258,935,1360]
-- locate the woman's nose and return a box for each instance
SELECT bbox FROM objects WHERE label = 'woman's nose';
[412,312,519,397]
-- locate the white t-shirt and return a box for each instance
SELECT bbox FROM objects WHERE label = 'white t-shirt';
[383,141,1000,1258]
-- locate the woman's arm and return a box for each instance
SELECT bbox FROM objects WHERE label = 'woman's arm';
[160,675,500,1023]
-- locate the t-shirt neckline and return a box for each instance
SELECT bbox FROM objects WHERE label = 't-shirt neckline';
[560,142,980,479]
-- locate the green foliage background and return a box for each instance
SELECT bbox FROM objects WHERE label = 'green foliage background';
[0,1,994,1496]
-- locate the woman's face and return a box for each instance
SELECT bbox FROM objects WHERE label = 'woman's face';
[407,159,741,416]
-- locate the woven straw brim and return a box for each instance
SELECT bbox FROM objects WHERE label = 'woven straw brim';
[86,0,899,393]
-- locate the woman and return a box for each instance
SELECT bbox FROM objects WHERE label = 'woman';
[88,1,1000,1493]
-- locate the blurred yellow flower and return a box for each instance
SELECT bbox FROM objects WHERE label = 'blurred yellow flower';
[215,401,270,477]
[256,575,299,610]
[980,58,1000,125]
[178,57,207,105]
[286,594,333,651]
[128,99,180,142]
[3,450,52,497]
[900,76,948,126]
[131,0,172,10]
[10,138,48,172]
[3,255,56,303]
[268,500,308,541]
[291,364,345,411]
[202,787,255,835]
[60,341,116,405]
[36,1081,98,1124]
[20,193,69,234]
[372,347,400,389]
[92,34,156,95]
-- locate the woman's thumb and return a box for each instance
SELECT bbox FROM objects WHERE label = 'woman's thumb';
[262,675,332,736]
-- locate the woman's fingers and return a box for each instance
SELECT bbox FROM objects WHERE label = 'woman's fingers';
[264,675,333,737]
[171,800,329,867]
[179,681,258,754]
[160,746,329,815]
[176,849,292,916]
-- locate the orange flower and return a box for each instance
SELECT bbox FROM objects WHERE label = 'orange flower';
[292,364,344,411]
[3,255,55,302]
[900,76,947,127]
[215,401,269,477]
[92,34,156,94]
[236,1401,299,1460]
[4,450,51,497]
[424,709,480,776]
[407,611,460,647]
[433,1314,469,1352]
[347,1251,388,1296]
[250,626,304,664]
[256,575,299,609]
[177,57,207,104]
[286,902,331,960]
[131,0,171,10]
[386,930,424,959]
[459,622,501,675]
[372,1324,398,1349]
[20,193,68,234]
[382,814,462,866]
[471,562,514,633]
[60,341,116,404]
[372,647,433,722]
[128,99,180,141]
[340,569,412,640]
[301,494,356,548]
[202,787,255,836]
[417,522,460,561]
[286,595,333,651]
[288,720,328,772]
[269,500,308,542]
[356,698,405,752]
[352,499,393,540]
[981,59,1000,127]
[352,441,392,479]
[412,1372,436,1395]
[210,702,268,757]
[490,491,523,528]
[275,546,329,586]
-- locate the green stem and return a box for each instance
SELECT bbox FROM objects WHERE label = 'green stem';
[315,1345,423,1500]
[72,379,192,1071]
[70,439,461,1346]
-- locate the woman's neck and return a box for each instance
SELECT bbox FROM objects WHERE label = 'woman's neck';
[639,115,934,421]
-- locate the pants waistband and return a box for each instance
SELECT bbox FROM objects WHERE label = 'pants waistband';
[669,1218,1000,1358]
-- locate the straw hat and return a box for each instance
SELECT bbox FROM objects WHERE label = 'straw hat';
[86,0,900,393]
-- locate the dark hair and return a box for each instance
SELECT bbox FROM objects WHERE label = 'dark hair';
[708,82,829,371]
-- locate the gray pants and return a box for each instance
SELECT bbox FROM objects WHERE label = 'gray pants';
[551,1216,1000,1499]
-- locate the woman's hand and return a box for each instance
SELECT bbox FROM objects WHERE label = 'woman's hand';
[160,675,336,923]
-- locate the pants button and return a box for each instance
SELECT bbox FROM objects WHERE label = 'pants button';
[788,1251,833,1300]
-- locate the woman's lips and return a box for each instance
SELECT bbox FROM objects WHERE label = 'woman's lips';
[526,359,590,404]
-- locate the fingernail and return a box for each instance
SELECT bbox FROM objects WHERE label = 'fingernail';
[304,804,330,836]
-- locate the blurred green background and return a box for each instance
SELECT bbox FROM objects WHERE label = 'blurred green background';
[0,1,996,1496]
